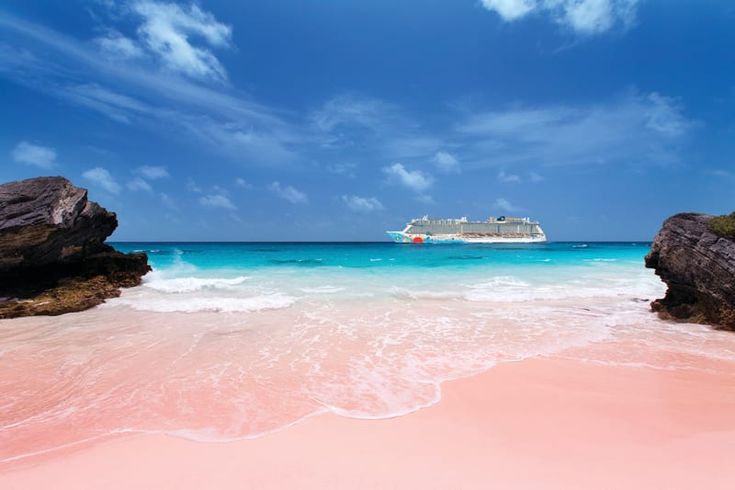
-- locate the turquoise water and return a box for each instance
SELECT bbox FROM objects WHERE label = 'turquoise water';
[106,241,660,314]
[113,242,651,271]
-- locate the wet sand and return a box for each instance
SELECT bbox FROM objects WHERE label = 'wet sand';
[3,353,734,489]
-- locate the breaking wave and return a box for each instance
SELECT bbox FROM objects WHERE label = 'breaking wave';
[144,275,251,293]
[112,292,297,313]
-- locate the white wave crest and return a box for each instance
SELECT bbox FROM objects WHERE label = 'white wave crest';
[299,286,345,294]
[389,287,463,301]
[464,276,530,289]
[115,293,296,313]
[144,276,250,293]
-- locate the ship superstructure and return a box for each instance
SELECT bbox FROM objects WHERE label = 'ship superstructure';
[387,216,546,244]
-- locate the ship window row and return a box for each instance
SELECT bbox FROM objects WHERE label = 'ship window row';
[407,224,542,235]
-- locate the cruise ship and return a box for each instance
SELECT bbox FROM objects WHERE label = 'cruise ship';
[387,216,546,244]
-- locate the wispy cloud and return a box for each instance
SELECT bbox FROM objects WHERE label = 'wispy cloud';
[0,10,694,184]
[11,141,56,168]
[498,170,521,183]
[160,192,177,209]
[529,171,544,182]
[433,151,460,173]
[382,163,433,193]
[498,170,544,183]
[269,182,308,204]
[326,162,358,178]
[127,176,152,192]
[135,165,169,179]
[311,94,442,161]
[480,0,640,35]
[55,83,150,124]
[481,0,536,21]
[127,165,167,192]
[186,178,202,193]
[199,193,236,210]
[342,195,384,213]
[494,197,520,213]
[82,167,121,194]
[312,90,693,184]
[235,177,252,189]
[0,10,300,165]
[94,30,144,60]
[707,169,735,180]
[130,1,233,81]
[311,94,389,133]
[455,91,694,168]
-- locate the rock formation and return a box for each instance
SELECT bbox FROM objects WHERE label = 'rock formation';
[0,176,149,318]
[645,213,735,330]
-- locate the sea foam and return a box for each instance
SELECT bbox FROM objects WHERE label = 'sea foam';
[113,292,296,313]
[144,275,251,293]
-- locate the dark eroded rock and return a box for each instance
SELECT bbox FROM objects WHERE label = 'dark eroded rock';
[0,176,149,318]
[645,213,735,330]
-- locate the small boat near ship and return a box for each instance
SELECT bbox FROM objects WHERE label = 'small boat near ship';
[387,215,546,244]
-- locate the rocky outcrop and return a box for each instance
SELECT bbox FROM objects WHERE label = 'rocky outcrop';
[645,213,735,330]
[0,176,149,318]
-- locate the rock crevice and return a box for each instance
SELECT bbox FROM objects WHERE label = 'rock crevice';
[645,213,735,330]
[0,176,149,318]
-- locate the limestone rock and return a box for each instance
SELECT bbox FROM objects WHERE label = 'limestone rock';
[645,213,735,330]
[0,176,149,318]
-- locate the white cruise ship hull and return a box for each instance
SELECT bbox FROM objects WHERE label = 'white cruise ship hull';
[386,231,547,244]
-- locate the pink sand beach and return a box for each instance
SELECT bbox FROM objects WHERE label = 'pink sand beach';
[2,343,735,489]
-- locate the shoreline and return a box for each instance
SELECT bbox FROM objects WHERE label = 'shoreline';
[3,353,735,489]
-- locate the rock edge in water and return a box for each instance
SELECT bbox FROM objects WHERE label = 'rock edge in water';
[0,176,150,318]
[645,213,735,330]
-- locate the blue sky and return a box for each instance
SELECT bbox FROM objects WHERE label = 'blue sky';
[1,0,734,241]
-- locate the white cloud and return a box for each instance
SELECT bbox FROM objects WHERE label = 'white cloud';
[529,171,545,182]
[644,92,691,137]
[311,94,388,132]
[498,170,521,183]
[199,193,236,210]
[269,182,308,204]
[342,195,384,213]
[186,178,202,193]
[326,162,358,178]
[82,167,121,194]
[433,151,460,173]
[131,1,233,81]
[382,163,433,193]
[59,83,150,124]
[135,165,169,179]
[481,0,536,21]
[708,169,735,179]
[160,192,177,209]
[456,91,693,168]
[480,0,640,34]
[11,141,56,168]
[416,194,435,205]
[0,10,301,167]
[95,31,144,60]
[235,177,252,189]
[127,176,152,192]
[311,95,441,161]
[494,198,520,213]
